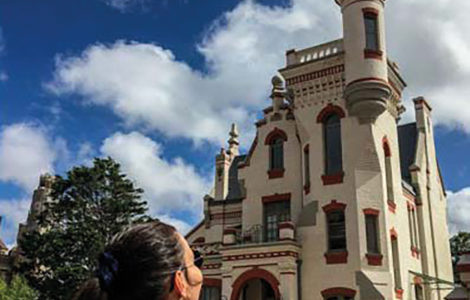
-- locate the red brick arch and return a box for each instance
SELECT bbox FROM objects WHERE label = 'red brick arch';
[264,127,288,145]
[316,104,346,123]
[231,268,281,300]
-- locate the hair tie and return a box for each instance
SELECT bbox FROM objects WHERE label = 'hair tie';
[98,252,119,291]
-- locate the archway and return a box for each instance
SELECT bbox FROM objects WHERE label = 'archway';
[231,269,280,300]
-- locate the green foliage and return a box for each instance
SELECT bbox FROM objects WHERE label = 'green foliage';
[450,232,470,263]
[0,275,38,300]
[19,157,151,300]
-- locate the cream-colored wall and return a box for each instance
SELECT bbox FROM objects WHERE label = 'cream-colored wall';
[238,109,302,231]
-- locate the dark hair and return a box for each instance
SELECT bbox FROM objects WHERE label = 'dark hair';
[72,221,184,300]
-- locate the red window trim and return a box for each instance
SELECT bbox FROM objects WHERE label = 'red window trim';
[321,287,356,298]
[321,172,344,185]
[363,208,380,216]
[388,200,396,213]
[362,7,379,16]
[264,127,288,145]
[390,227,398,240]
[366,253,383,266]
[316,104,346,123]
[268,168,285,179]
[322,200,346,214]
[383,136,392,157]
[262,193,291,204]
[364,49,383,60]
[324,251,348,264]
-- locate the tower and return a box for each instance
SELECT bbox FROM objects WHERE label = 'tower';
[337,0,392,122]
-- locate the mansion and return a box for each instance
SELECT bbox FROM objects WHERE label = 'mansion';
[186,0,455,299]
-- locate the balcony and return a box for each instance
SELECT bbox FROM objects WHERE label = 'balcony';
[223,222,297,246]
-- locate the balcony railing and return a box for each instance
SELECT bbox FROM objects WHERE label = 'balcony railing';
[223,222,296,246]
[286,39,344,67]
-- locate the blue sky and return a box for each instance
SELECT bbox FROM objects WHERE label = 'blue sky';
[0,0,469,247]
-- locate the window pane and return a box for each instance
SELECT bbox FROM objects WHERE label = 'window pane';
[366,215,379,253]
[325,114,342,175]
[270,138,284,170]
[327,211,346,251]
[264,201,290,242]
[364,15,379,51]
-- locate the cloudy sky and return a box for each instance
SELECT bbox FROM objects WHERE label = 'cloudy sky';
[0,0,469,247]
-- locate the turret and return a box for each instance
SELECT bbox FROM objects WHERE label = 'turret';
[336,0,392,121]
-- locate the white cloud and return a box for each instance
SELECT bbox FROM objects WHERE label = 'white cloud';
[157,214,192,235]
[0,198,31,248]
[100,131,210,217]
[102,0,148,12]
[0,123,57,191]
[48,0,470,144]
[447,187,470,235]
[0,71,7,82]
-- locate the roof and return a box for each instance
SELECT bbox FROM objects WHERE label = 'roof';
[397,122,418,185]
[226,155,246,200]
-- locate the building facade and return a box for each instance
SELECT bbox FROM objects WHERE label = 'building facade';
[186,0,454,299]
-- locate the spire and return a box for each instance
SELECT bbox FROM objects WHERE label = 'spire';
[228,123,239,156]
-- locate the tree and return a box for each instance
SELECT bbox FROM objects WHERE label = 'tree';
[0,275,38,300]
[19,157,151,300]
[450,232,470,283]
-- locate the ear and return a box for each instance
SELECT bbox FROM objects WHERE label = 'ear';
[174,270,188,298]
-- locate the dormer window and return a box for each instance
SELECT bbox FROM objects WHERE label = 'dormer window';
[265,128,288,179]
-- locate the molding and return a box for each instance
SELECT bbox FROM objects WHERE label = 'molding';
[321,172,345,185]
[268,168,285,179]
[279,221,295,230]
[322,200,347,213]
[262,193,291,204]
[366,253,383,266]
[346,77,389,88]
[285,65,344,85]
[264,127,288,145]
[316,104,346,123]
[456,264,470,272]
[364,49,383,60]
[321,287,356,298]
[231,268,280,300]
[363,208,380,216]
[413,97,433,111]
[362,7,379,15]
[223,251,299,262]
[325,251,348,264]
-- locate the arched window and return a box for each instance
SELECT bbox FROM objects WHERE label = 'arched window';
[323,200,348,264]
[324,114,343,176]
[265,128,287,179]
[270,137,284,170]
[383,137,395,212]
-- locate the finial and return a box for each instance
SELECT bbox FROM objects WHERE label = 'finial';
[271,75,283,89]
[227,123,240,156]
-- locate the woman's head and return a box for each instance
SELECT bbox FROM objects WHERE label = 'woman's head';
[73,221,203,300]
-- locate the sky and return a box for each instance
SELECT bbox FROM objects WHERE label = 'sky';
[0,0,469,248]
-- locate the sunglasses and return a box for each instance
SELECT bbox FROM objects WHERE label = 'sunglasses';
[169,249,204,291]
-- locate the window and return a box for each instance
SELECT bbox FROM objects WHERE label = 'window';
[327,211,346,251]
[364,13,379,51]
[414,285,424,300]
[391,234,402,290]
[264,201,290,242]
[412,209,419,249]
[324,114,343,175]
[365,215,379,254]
[383,139,395,210]
[304,145,310,191]
[270,137,284,170]
[200,286,221,300]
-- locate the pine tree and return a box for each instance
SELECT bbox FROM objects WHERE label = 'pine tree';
[0,276,38,300]
[19,157,151,300]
